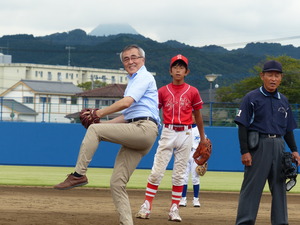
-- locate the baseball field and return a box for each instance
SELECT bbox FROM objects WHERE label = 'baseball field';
[0,165,299,225]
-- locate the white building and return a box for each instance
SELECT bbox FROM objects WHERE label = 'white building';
[0,54,157,123]
[0,80,83,123]
[0,58,130,95]
[0,53,12,64]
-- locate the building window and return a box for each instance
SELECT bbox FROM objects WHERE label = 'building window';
[57,72,62,81]
[100,99,115,106]
[59,98,67,104]
[40,97,51,103]
[112,76,116,83]
[120,76,123,83]
[71,96,77,105]
[70,73,74,79]
[102,75,106,82]
[95,100,100,108]
[35,71,38,78]
[83,98,89,108]
[102,100,109,106]
[40,71,43,78]
[23,96,33,104]
[47,72,52,80]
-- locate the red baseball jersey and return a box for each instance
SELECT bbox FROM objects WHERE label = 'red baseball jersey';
[158,83,203,125]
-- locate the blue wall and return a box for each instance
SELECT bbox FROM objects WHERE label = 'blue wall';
[0,122,299,172]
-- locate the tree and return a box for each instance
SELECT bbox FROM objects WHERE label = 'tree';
[77,80,106,91]
[215,55,300,104]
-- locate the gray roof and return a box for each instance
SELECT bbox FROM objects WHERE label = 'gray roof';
[21,80,82,95]
[2,99,37,115]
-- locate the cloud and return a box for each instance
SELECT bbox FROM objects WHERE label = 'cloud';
[1,0,300,49]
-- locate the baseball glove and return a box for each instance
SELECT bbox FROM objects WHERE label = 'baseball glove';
[195,162,208,176]
[193,138,212,165]
[79,108,100,129]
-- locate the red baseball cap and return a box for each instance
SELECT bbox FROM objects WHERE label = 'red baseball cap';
[170,54,188,68]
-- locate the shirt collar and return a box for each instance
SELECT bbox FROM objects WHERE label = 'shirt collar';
[127,65,146,79]
[259,86,281,99]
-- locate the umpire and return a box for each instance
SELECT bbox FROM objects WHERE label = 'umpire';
[234,60,300,225]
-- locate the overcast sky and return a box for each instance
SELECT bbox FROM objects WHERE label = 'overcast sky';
[1,0,300,50]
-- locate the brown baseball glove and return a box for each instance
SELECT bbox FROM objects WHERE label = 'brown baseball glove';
[79,108,100,129]
[195,162,208,176]
[193,138,212,165]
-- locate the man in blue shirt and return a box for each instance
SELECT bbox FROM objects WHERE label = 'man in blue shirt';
[235,60,300,225]
[54,44,160,225]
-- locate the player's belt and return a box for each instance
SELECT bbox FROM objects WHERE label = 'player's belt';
[260,133,282,138]
[127,117,158,125]
[164,124,192,132]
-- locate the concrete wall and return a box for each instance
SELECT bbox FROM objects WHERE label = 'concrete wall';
[0,122,299,172]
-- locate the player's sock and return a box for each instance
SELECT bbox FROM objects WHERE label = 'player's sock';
[145,182,158,209]
[193,184,200,198]
[171,185,183,206]
[73,172,83,177]
[181,184,188,197]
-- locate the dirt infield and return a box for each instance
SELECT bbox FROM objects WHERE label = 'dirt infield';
[0,186,299,225]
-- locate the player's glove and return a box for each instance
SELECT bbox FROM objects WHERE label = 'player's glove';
[193,138,212,165]
[79,108,100,129]
[195,162,208,176]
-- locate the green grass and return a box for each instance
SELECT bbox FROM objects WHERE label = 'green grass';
[0,165,299,193]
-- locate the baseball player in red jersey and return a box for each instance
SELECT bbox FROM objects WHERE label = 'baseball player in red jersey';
[136,54,207,222]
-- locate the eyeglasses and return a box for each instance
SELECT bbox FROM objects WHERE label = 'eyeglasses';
[122,55,143,63]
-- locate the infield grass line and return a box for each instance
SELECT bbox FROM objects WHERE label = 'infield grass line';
[0,165,299,193]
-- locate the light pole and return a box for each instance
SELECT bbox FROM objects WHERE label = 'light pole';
[205,74,219,126]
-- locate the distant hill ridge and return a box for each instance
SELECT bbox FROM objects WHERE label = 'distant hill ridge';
[1,28,300,90]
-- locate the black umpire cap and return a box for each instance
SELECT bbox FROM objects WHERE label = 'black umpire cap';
[262,60,283,73]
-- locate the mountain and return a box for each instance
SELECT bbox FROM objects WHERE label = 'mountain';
[1,29,300,91]
[89,23,139,36]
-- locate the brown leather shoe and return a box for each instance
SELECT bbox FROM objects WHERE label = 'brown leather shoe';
[54,173,88,190]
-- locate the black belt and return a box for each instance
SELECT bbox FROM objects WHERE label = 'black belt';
[127,117,157,125]
[260,133,282,139]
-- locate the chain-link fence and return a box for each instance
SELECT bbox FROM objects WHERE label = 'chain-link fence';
[202,102,300,127]
[0,97,299,127]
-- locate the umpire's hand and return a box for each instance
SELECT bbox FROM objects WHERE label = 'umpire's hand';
[241,152,252,166]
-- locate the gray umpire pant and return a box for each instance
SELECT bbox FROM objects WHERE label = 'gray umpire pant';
[74,120,158,225]
[235,136,288,225]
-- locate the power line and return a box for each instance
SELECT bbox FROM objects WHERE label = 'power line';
[219,35,300,48]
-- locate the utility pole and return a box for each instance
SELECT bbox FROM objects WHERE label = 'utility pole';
[65,46,75,66]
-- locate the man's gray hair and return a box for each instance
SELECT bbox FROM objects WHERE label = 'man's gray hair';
[119,44,145,62]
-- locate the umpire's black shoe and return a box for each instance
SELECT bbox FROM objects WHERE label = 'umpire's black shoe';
[54,173,88,190]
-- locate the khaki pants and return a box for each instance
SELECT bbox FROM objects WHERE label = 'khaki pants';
[75,120,158,225]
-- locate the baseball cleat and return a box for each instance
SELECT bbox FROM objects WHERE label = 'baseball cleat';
[168,203,182,222]
[135,200,151,219]
[179,197,187,207]
[193,197,201,207]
